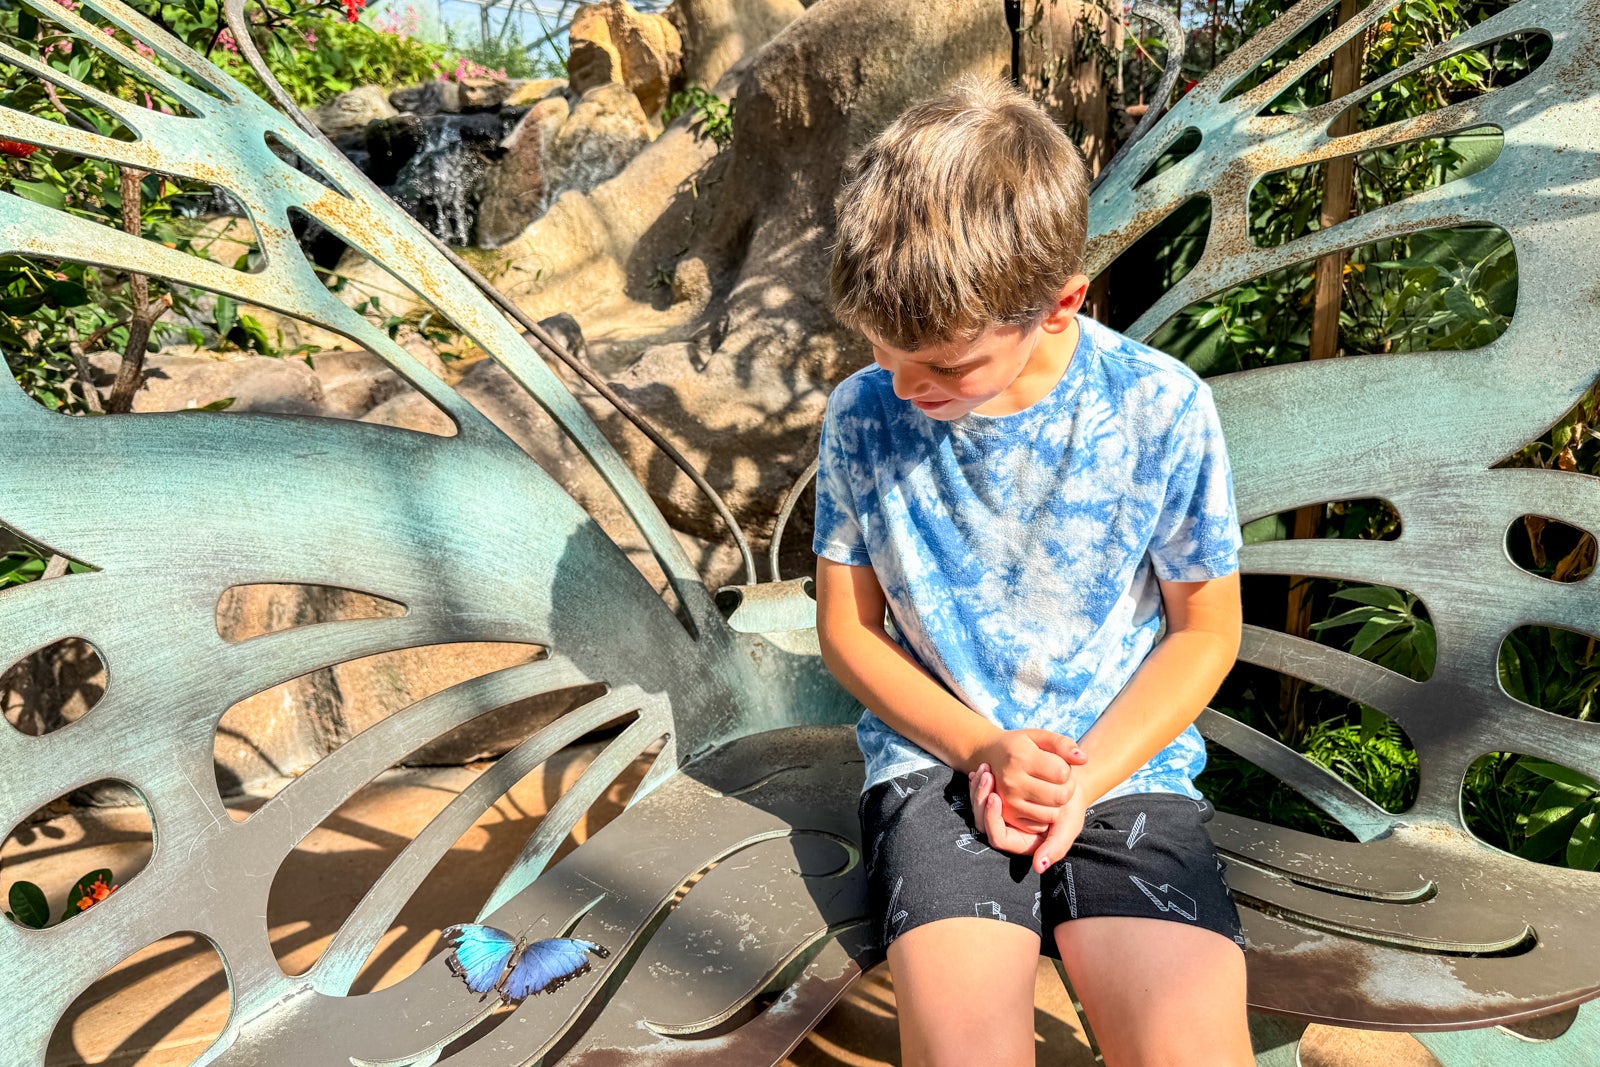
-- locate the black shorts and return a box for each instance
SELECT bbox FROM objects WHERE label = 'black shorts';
[858,767,1245,958]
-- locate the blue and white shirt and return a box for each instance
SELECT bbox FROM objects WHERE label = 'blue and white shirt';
[813,315,1241,800]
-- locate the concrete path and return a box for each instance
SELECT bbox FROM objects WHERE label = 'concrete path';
[2,750,1439,1066]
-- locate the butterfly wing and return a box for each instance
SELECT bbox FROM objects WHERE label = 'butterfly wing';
[442,924,520,998]
[497,938,609,1003]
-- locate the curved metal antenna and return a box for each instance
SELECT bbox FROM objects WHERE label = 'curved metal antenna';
[221,0,758,587]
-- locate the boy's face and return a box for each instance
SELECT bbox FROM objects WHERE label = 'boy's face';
[865,323,1047,421]
[863,276,1089,421]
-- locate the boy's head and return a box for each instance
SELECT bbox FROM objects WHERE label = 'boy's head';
[830,77,1093,419]
[830,77,1092,350]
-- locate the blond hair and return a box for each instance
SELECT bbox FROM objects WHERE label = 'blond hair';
[830,77,1091,350]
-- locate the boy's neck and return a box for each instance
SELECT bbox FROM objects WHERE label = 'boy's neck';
[972,314,1082,417]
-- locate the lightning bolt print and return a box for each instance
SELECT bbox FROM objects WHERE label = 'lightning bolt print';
[1129,875,1198,922]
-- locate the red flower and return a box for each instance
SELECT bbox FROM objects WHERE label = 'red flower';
[341,0,366,22]
[75,875,118,911]
[0,140,38,158]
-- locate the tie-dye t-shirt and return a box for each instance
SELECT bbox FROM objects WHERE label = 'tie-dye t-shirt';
[813,315,1242,800]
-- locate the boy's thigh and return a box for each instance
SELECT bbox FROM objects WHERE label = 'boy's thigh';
[889,917,1042,1067]
[1052,917,1252,1067]
[1041,792,1251,1066]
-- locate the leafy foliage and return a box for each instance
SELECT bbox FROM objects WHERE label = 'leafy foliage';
[662,86,734,149]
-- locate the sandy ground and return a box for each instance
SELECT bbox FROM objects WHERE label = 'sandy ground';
[2,750,1438,1067]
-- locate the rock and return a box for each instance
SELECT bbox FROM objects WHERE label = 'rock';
[496,0,1011,540]
[503,78,570,107]
[360,390,455,435]
[310,84,398,138]
[544,83,654,202]
[568,0,683,118]
[390,80,461,117]
[667,0,804,90]
[670,255,712,307]
[459,76,516,111]
[87,350,326,415]
[529,312,587,362]
[475,96,570,248]
[305,348,411,419]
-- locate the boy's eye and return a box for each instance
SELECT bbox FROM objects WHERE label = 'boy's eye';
[931,364,965,377]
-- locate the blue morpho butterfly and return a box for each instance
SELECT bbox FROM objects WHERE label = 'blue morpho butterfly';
[442,923,610,1004]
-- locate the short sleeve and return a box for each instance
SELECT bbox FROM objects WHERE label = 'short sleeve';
[1146,383,1242,582]
[812,396,872,567]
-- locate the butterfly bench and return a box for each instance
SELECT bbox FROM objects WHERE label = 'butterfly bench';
[2,0,1599,1063]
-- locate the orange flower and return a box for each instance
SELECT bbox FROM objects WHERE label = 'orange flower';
[0,140,38,159]
[75,875,117,911]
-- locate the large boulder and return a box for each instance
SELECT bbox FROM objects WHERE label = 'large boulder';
[495,0,1013,542]
[543,83,655,202]
[567,0,683,118]
[476,95,571,248]
[666,0,805,90]
[390,80,462,117]
[310,84,398,138]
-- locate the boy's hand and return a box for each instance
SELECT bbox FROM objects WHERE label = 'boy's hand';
[968,728,1086,833]
[969,764,1089,873]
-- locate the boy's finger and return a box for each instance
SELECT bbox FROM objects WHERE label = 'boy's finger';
[999,796,1057,830]
[1032,814,1080,874]
[1028,730,1088,766]
[983,793,1043,853]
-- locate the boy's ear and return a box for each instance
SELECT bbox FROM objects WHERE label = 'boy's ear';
[1041,274,1091,333]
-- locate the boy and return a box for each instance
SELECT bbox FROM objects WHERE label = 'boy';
[813,77,1254,1067]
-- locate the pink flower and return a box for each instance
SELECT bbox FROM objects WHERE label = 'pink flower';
[52,0,76,10]
[134,39,155,59]
[217,27,238,53]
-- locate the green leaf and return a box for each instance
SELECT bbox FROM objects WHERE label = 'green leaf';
[18,10,38,38]
[61,868,114,920]
[212,295,237,340]
[1196,305,1227,328]
[1239,515,1285,545]
[1310,606,1381,631]
[11,180,66,211]
[1518,806,1582,861]
[8,881,49,929]
[1412,620,1437,677]
[1519,758,1600,792]
[1348,616,1403,658]
[1568,811,1600,871]
[44,280,89,308]
[1330,585,1408,612]
[195,397,235,411]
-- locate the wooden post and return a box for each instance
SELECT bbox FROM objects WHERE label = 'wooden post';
[1281,0,1364,733]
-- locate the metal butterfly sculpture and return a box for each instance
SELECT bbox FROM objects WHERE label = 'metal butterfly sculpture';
[2,0,1600,1064]
[443,924,611,1004]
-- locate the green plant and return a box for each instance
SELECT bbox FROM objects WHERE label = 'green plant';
[4,869,119,928]
[662,86,734,149]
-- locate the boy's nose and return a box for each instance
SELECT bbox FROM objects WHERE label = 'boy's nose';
[891,370,925,401]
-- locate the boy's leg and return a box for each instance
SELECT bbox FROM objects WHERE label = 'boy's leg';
[889,916,1042,1067]
[1052,916,1253,1067]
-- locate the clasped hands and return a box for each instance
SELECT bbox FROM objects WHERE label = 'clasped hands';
[966,728,1090,874]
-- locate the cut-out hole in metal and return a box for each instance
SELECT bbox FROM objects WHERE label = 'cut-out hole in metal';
[212,640,550,800]
[1505,515,1595,585]
[1151,224,1515,373]
[216,583,407,643]
[1463,752,1600,872]
[1498,625,1599,722]
[3,778,153,930]
[2,636,106,736]
[1249,128,1504,248]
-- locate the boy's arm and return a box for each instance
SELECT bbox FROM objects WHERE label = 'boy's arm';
[975,570,1242,870]
[815,557,1084,830]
